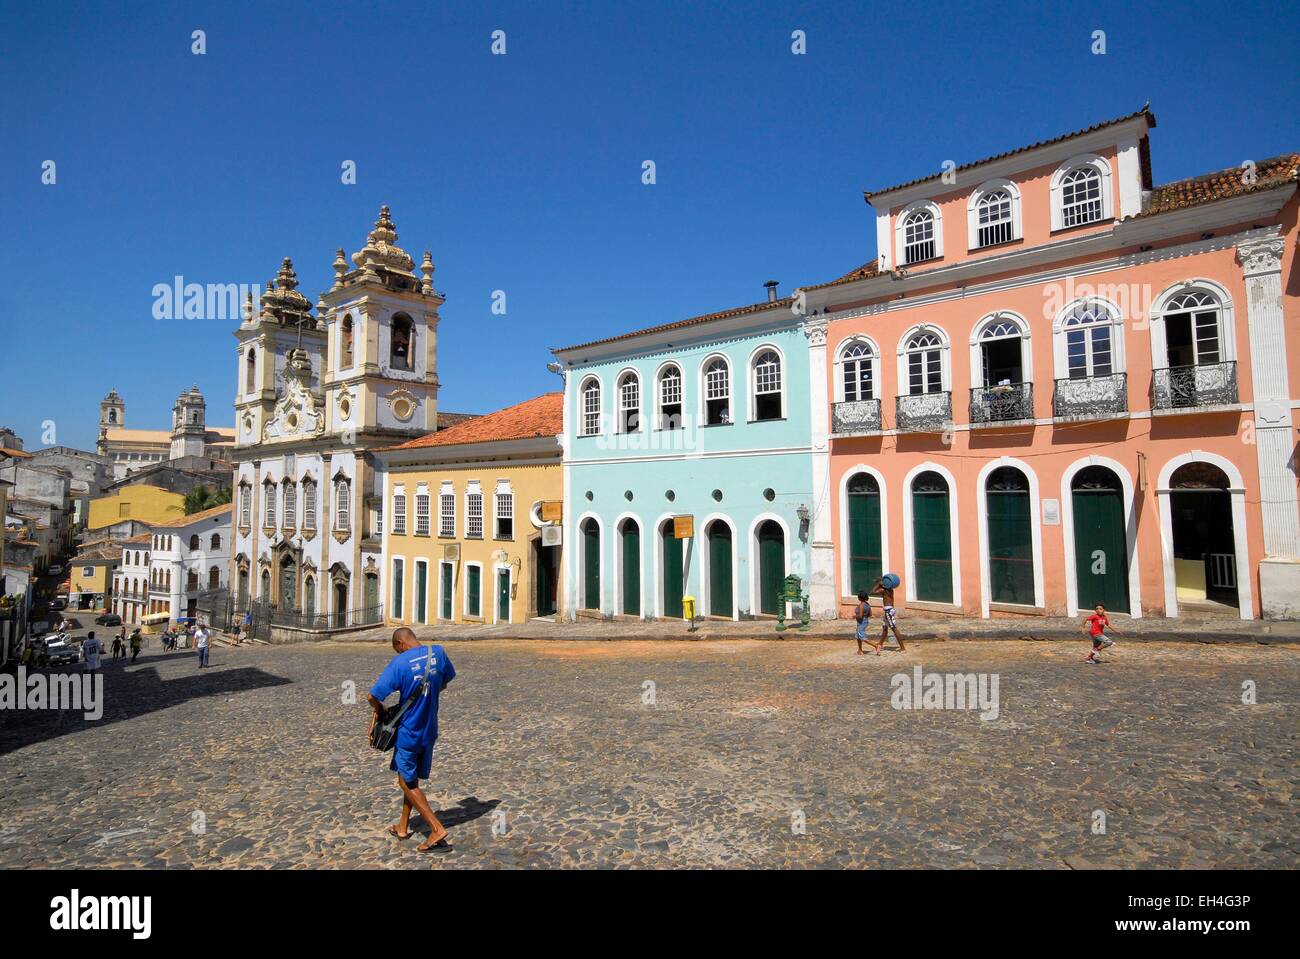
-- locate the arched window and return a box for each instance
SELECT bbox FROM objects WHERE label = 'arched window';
[239,483,251,528]
[617,371,640,433]
[1051,156,1112,230]
[970,181,1019,249]
[304,575,316,618]
[657,364,683,430]
[390,314,413,370]
[302,479,317,531]
[703,357,731,425]
[752,349,783,421]
[1153,287,1236,410]
[902,208,937,264]
[210,533,221,550]
[108,409,117,424]
[283,479,297,529]
[1162,290,1222,368]
[905,332,944,395]
[335,478,351,532]
[340,315,354,369]
[579,377,601,437]
[1062,301,1114,378]
[975,316,1028,387]
[245,348,257,394]
[188,534,200,551]
[837,340,876,401]
[208,566,221,589]
[263,479,276,528]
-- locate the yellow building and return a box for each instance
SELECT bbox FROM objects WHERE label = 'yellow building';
[69,539,122,612]
[88,485,186,532]
[379,393,564,626]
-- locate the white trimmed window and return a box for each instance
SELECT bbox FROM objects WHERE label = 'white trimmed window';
[334,479,350,531]
[392,490,407,535]
[283,480,297,529]
[968,180,1021,249]
[466,490,484,539]
[1051,156,1113,230]
[263,480,276,528]
[657,364,683,429]
[902,209,936,264]
[303,480,317,531]
[580,377,601,436]
[1062,302,1116,378]
[495,490,514,539]
[416,491,431,536]
[905,332,944,394]
[752,349,783,420]
[838,341,876,401]
[239,484,251,527]
[617,372,640,433]
[438,491,455,537]
[703,357,731,425]
[1162,290,1223,367]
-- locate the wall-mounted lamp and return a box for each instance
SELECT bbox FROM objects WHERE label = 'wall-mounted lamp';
[796,503,811,543]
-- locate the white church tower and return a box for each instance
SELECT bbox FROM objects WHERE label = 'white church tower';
[170,386,208,459]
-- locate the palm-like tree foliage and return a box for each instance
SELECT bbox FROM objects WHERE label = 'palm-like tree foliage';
[182,485,233,515]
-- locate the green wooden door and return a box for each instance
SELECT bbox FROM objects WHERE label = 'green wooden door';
[912,471,953,603]
[757,520,784,615]
[1072,467,1129,613]
[535,541,558,616]
[986,467,1034,605]
[467,564,481,617]
[496,570,510,622]
[439,563,452,620]
[621,522,641,615]
[661,523,683,618]
[582,520,600,610]
[414,562,427,623]
[847,473,883,595]
[708,522,733,618]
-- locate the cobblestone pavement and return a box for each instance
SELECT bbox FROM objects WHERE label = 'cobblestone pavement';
[0,638,1295,868]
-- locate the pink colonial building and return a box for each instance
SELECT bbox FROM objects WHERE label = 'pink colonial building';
[799,106,1299,621]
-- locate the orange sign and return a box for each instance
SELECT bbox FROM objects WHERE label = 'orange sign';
[673,515,694,539]
[541,501,563,523]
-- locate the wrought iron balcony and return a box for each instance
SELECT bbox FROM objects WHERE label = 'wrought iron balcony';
[1054,372,1128,420]
[1153,362,1238,411]
[895,391,952,433]
[969,382,1034,425]
[831,398,882,435]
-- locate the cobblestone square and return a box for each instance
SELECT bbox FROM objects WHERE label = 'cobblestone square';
[1,638,1296,868]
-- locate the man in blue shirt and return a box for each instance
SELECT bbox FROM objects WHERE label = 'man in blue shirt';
[368,627,457,853]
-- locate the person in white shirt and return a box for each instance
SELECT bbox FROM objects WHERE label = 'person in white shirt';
[195,625,210,669]
[82,631,103,674]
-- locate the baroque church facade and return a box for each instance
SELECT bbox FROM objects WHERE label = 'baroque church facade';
[230,206,446,624]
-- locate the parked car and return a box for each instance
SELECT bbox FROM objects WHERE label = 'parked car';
[47,565,64,577]
[50,597,67,611]
[36,637,80,668]
[95,613,122,627]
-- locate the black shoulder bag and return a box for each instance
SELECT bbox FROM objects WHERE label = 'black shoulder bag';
[369,645,434,752]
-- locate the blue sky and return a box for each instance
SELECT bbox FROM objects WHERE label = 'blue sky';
[2,0,1296,451]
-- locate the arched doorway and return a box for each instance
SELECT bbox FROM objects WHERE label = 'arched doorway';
[279,555,297,612]
[846,472,883,595]
[334,582,348,626]
[706,520,733,618]
[303,575,316,619]
[911,470,953,603]
[1169,462,1238,609]
[756,520,785,616]
[260,569,271,605]
[580,518,600,611]
[985,466,1034,605]
[1071,465,1130,613]
[660,519,684,619]
[619,518,641,616]
[363,572,379,623]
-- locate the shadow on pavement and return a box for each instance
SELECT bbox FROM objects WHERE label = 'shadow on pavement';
[0,664,291,755]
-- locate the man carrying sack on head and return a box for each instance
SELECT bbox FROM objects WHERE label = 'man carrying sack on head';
[367,627,457,853]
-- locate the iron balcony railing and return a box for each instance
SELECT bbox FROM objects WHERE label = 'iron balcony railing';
[237,600,384,632]
[831,398,882,435]
[895,391,952,433]
[1153,361,1238,411]
[969,382,1033,425]
[1053,372,1128,419]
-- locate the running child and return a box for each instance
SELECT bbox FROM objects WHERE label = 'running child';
[1083,603,1118,663]
[872,574,906,652]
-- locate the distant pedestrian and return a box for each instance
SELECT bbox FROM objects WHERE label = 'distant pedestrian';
[129,628,142,663]
[367,627,457,854]
[1083,604,1118,664]
[112,633,124,661]
[872,574,907,652]
[195,624,210,669]
[82,631,102,674]
[231,623,242,646]
[853,590,879,656]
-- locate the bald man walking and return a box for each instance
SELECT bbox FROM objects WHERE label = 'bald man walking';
[368,627,457,853]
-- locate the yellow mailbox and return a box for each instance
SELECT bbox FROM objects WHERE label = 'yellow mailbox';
[682,595,696,621]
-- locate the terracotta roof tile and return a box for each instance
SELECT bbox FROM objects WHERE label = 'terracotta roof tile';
[1130,153,1300,220]
[801,258,884,291]
[864,105,1156,201]
[436,411,480,428]
[384,393,562,451]
[555,298,794,354]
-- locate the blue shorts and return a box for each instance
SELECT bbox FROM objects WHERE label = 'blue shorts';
[855,619,868,640]
[390,742,435,785]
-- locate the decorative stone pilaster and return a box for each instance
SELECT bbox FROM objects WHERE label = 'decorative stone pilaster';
[1237,233,1299,617]
[803,317,838,619]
